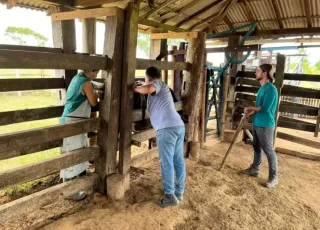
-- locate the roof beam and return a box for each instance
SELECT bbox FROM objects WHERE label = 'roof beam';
[188,12,220,30]
[223,15,234,29]
[242,0,255,23]
[210,27,320,38]
[304,0,312,28]
[207,0,238,33]
[175,0,225,28]
[270,0,284,29]
[161,1,200,24]
[73,0,123,8]
[51,7,118,21]
[141,0,176,19]
[138,18,187,32]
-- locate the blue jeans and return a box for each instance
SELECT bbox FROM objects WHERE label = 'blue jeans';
[156,126,186,195]
[252,126,278,177]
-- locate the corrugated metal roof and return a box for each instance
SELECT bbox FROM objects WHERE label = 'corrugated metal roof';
[2,0,320,36]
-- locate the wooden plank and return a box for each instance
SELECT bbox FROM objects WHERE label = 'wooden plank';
[208,0,238,33]
[0,44,62,53]
[304,0,312,28]
[224,15,234,29]
[0,146,99,190]
[96,9,125,193]
[136,58,190,70]
[236,78,260,87]
[242,0,255,24]
[161,0,199,24]
[0,106,64,126]
[0,118,100,153]
[271,0,284,29]
[0,174,98,227]
[138,18,187,32]
[275,147,320,161]
[132,101,183,122]
[0,79,65,92]
[0,140,62,161]
[188,12,219,31]
[0,50,108,70]
[150,32,198,40]
[277,131,320,149]
[132,129,156,142]
[237,71,320,82]
[74,0,121,7]
[278,116,316,132]
[206,45,260,53]
[315,108,320,137]
[236,92,256,101]
[119,0,139,176]
[51,7,118,21]
[282,85,320,99]
[279,104,318,116]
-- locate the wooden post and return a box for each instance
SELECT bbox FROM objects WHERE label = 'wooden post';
[181,32,206,159]
[51,7,77,105]
[96,9,125,193]
[149,28,168,83]
[226,36,243,130]
[82,18,97,147]
[199,53,207,148]
[171,45,177,89]
[119,1,140,176]
[273,54,285,147]
[221,68,231,141]
[315,107,320,137]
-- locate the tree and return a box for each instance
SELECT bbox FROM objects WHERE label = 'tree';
[5,26,48,46]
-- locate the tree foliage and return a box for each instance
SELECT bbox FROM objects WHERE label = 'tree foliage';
[5,26,48,46]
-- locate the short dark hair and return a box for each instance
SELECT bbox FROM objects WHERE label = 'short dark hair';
[146,66,161,79]
[260,64,274,82]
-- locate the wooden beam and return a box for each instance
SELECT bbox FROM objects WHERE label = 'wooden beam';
[0,174,97,227]
[207,0,238,33]
[0,50,108,70]
[150,32,198,40]
[161,0,200,24]
[132,101,183,122]
[138,18,187,32]
[132,129,156,142]
[119,0,140,176]
[277,131,320,149]
[0,118,100,153]
[271,0,284,29]
[74,0,122,8]
[141,0,176,19]
[0,44,62,53]
[304,0,312,28]
[0,106,64,126]
[214,27,320,38]
[175,0,225,28]
[0,140,62,161]
[130,148,158,168]
[237,71,320,82]
[136,59,190,70]
[0,79,65,92]
[223,15,234,29]
[278,116,316,132]
[242,0,255,24]
[0,146,99,190]
[315,107,320,137]
[51,7,118,21]
[275,147,320,161]
[188,12,219,30]
[96,9,125,193]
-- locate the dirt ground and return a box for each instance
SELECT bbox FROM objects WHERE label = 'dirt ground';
[35,136,320,230]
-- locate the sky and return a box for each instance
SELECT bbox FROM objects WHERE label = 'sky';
[1,3,320,67]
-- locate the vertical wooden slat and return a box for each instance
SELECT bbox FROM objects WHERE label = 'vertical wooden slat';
[199,53,207,149]
[273,54,285,147]
[96,9,125,193]
[119,0,140,175]
[82,18,98,147]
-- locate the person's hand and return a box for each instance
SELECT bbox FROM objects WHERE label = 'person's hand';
[133,81,143,91]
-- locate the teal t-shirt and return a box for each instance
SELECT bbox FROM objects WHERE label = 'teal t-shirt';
[61,72,89,121]
[252,82,278,127]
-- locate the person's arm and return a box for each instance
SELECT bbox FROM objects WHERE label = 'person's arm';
[82,81,98,106]
[133,83,156,95]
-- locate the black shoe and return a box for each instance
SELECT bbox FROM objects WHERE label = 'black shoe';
[240,166,259,177]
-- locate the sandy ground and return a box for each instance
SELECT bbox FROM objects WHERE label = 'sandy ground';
[36,137,320,230]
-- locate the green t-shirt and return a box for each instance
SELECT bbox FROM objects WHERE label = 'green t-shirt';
[252,82,278,127]
[61,72,89,121]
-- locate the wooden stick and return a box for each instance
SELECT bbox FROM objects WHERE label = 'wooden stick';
[219,115,247,172]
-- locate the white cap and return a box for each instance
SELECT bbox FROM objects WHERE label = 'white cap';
[269,65,276,80]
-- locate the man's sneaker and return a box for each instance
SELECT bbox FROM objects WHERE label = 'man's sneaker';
[240,166,259,177]
[158,194,179,208]
[175,192,183,201]
[266,176,278,188]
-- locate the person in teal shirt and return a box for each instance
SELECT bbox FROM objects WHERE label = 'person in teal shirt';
[241,64,279,188]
